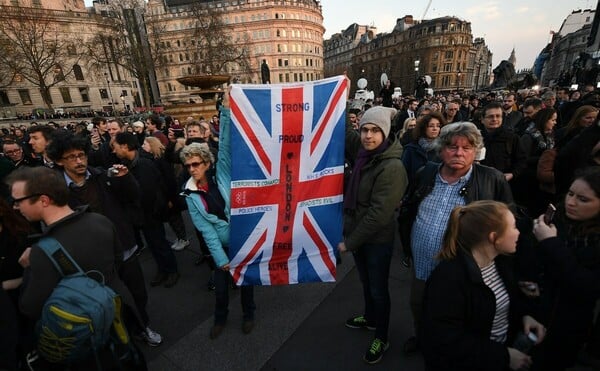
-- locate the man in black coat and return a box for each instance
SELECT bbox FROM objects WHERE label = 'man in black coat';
[480,102,527,184]
[112,132,179,288]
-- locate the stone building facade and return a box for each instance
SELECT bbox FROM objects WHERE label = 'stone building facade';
[539,8,597,87]
[0,0,140,118]
[145,0,325,104]
[325,15,492,96]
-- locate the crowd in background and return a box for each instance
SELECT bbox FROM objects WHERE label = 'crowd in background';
[0,81,599,370]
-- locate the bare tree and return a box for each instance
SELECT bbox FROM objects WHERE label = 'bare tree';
[189,4,252,78]
[0,6,85,109]
[85,1,166,108]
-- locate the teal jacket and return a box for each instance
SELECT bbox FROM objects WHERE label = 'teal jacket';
[183,108,232,268]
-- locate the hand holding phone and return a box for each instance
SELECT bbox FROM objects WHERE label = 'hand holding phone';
[543,204,556,225]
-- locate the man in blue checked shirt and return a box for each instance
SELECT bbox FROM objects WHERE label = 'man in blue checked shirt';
[399,122,513,356]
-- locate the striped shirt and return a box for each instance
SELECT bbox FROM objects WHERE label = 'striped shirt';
[481,261,510,343]
[411,166,472,280]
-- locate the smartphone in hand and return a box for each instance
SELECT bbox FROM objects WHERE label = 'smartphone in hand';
[544,204,556,225]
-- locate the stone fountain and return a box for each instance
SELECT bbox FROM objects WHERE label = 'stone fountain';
[164,74,230,122]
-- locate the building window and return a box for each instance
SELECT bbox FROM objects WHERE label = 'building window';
[0,90,10,106]
[444,51,454,59]
[60,87,72,103]
[18,89,32,105]
[73,64,84,80]
[99,88,109,99]
[79,87,89,102]
[444,63,452,72]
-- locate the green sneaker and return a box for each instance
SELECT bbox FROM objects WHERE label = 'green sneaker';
[363,338,389,364]
[345,315,375,330]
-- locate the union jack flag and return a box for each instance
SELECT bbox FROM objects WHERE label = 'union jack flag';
[228,76,348,285]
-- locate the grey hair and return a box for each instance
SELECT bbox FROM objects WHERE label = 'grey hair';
[434,121,483,153]
[180,142,214,164]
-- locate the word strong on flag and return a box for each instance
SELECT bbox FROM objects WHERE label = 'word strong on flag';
[229,76,348,286]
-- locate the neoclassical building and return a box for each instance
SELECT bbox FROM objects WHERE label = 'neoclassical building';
[145,0,325,104]
[325,15,492,96]
[0,0,140,118]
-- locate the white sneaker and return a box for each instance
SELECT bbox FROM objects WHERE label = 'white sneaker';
[171,239,190,251]
[141,326,163,347]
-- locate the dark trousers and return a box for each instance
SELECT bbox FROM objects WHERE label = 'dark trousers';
[141,217,178,274]
[168,210,187,241]
[353,243,393,342]
[118,254,149,327]
[214,268,255,325]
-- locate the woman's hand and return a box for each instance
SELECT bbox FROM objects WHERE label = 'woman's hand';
[532,214,557,241]
[337,242,347,253]
[221,263,230,271]
[523,315,546,344]
[222,87,231,109]
[507,347,532,370]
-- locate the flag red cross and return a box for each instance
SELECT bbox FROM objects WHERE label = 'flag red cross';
[229,82,346,284]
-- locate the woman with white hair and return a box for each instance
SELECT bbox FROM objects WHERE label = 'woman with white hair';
[180,92,255,340]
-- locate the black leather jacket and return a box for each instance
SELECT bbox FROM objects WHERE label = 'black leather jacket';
[399,162,513,255]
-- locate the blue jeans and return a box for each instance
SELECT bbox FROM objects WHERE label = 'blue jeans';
[353,243,393,342]
[214,268,255,325]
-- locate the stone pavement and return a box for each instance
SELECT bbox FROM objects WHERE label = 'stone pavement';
[137,222,424,370]
[136,219,594,371]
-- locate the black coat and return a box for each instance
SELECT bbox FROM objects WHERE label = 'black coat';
[65,167,141,252]
[399,162,513,256]
[421,252,526,371]
[534,232,600,370]
[480,126,527,178]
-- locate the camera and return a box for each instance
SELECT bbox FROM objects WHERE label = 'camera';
[173,128,185,138]
[107,167,119,177]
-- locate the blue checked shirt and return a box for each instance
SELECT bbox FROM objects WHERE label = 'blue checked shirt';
[411,166,473,280]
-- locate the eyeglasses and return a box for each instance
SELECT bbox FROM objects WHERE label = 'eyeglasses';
[360,127,382,135]
[11,193,43,206]
[4,149,22,155]
[62,153,87,162]
[185,161,206,169]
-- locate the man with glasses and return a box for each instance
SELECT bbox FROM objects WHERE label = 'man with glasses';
[8,166,129,368]
[2,140,37,168]
[399,122,512,356]
[46,132,163,346]
[480,102,527,185]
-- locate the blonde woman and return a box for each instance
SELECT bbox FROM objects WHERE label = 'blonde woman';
[422,200,546,371]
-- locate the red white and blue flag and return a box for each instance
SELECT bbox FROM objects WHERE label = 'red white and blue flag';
[228,76,348,286]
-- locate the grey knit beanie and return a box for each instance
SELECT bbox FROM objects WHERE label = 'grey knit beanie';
[358,106,397,139]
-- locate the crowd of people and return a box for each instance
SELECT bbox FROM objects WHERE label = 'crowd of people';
[0,100,230,369]
[340,83,600,369]
[0,82,599,370]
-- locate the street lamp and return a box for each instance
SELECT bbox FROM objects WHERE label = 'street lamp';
[456,69,462,93]
[104,72,115,116]
[475,57,482,92]
[414,57,420,96]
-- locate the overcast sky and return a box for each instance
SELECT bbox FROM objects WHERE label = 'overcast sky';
[83,0,595,70]
[321,0,595,70]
